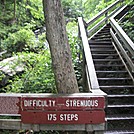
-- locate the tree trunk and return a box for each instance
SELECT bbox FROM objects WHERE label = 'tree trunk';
[43,0,79,94]
[42,0,85,133]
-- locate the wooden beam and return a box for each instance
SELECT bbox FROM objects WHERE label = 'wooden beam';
[78,17,99,90]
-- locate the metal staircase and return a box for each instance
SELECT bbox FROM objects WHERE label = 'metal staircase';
[78,0,134,133]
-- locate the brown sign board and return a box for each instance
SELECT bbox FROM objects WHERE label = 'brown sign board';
[21,111,105,124]
[21,97,105,111]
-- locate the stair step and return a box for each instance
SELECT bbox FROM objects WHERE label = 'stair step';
[92,37,111,40]
[94,36,111,40]
[104,130,134,134]
[96,71,129,78]
[94,59,121,62]
[98,31,110,34]
[108,94,134,97]
[96,71,128,73]
[107,120,134,131]
[91,48,115,51]
[90,38,111,42]
[89,40,111,44]
[91,51,116,54]
[94,34,111,37]
[90,45,113,48]
[93,54,118,56]
[98,78,131,80]
[99,31,110,34]
[108,105,134,108]
[95,66,126,71]
[95,64,124,67]
[92,54,119,59]
[106,115,134,120]
[100,85,134,89]
[98,28,110,31]
[107,94,134,105]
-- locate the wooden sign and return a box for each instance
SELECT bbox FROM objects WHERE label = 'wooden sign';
[0,93,105,125]
[21,96,105,111]
[21,111,105,124]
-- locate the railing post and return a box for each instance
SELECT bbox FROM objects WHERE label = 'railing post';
[105,12,108,24]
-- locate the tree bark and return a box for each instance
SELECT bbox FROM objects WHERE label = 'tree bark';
[42,0,84,133]
[43,0,79,94]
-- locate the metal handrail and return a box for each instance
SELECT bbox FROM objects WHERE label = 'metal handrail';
[110,5,134,72]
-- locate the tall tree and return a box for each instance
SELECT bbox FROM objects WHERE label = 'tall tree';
[42,0,79,94]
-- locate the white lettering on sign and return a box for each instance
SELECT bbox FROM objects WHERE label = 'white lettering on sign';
[22,98,101,109]
[66,99,98,107]
[24,100,56,107]
[47,114,79,121]
[47,114,57,121]
[60,114,78,121]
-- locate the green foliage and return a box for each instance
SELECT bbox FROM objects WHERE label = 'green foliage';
[4,51,56,93]
[25,0,44,20]
[2,29,35,53]
[62,0,83,20]
[0,71,5,82]
[82,0,116,20]
[120,7,134,42]
[83,0,100,19]
[67,21,79,60]
[66,21,82,86]
[1,28,46,54]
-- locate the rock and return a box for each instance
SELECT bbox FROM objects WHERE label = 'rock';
[0,56,25,87]
[0,56,24,76]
